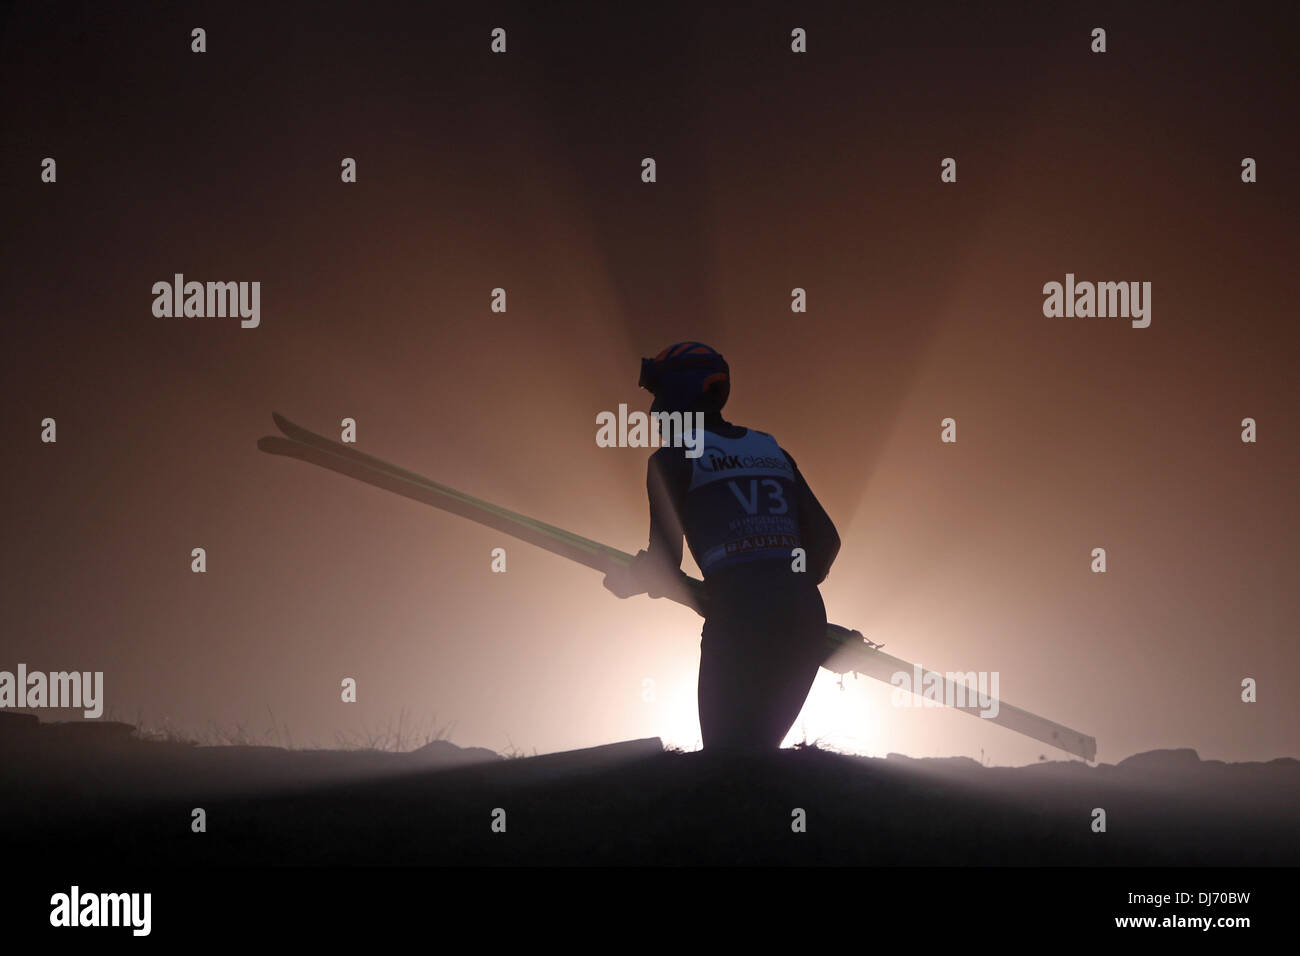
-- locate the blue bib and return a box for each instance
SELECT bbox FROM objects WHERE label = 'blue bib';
[683,429,803,575]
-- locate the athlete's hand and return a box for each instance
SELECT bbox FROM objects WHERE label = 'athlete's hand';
[603,551,650,599]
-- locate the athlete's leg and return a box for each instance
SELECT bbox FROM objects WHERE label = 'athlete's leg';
[697,581,827,751]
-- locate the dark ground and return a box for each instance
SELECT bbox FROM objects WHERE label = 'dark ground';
[2,712,1295,866]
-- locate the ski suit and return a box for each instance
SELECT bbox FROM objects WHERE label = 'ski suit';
[641,415,840,750]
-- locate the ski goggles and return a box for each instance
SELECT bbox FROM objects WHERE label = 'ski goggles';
[638,353,727,392]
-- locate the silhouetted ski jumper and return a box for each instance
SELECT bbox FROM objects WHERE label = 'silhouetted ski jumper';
[605,342,841,750]
[639,410,840,750]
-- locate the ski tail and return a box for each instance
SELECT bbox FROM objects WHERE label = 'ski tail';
[823,638,1097,762]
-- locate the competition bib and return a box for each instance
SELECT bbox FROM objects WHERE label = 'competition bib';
[684,429,803,574]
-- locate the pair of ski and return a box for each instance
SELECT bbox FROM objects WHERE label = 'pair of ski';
[258,414,1097,761]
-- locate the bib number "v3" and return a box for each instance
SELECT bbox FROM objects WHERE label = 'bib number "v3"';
[727,478,787,515]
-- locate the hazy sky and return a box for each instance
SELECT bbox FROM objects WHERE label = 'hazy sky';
[2,1,1296,764]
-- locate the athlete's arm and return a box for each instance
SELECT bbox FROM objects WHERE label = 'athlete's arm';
[784,450,840,584]
[603,449,687,599]
[644,448,686,572]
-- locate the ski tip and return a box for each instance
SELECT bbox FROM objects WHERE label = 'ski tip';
[272,411,306,437]
[257,435,294,455]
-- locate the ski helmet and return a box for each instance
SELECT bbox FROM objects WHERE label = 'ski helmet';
[639,342,730,413]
